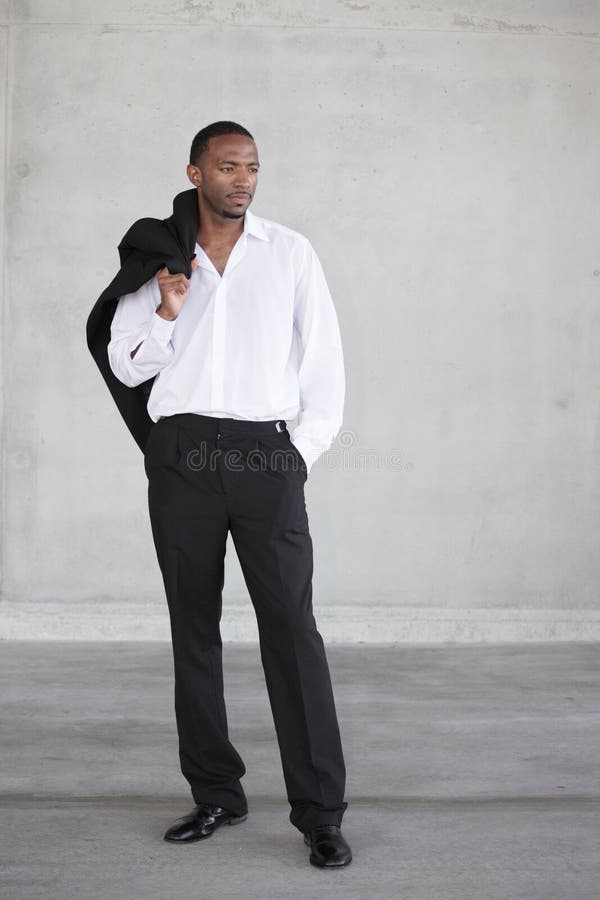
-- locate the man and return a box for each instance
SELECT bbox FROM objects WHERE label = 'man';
[98,121,350,868]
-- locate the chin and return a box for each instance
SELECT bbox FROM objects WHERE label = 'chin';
[222,209,246,219]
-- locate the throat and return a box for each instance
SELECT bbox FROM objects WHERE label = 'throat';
[197,225,245,276]
[200,242,236,276]
[195,210,246,276]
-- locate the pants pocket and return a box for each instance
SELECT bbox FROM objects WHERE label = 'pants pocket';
[288,438,308,477]
[144,420,181,477]
[255,433,306,482]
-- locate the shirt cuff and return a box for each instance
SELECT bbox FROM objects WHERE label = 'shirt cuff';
[147,310,177,345]
[290,435,323,476]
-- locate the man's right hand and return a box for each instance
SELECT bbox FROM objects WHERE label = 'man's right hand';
[156,259,199,320]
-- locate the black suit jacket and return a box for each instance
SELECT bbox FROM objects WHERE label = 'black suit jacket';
[86,188,199,452]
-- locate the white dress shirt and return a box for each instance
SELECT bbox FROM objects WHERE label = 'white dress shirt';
[107,209,345,474]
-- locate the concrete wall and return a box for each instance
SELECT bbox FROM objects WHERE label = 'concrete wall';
[2,1,600,641]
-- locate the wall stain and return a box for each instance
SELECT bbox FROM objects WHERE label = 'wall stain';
[374,40,386,59]
[453,13,553,35]
[184,0,216,18]
[555,393,574,410]
[341,2,372,11]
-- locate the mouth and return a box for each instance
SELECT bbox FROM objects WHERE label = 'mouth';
[228,193,251,202]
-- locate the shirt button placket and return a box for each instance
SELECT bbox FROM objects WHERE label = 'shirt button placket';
[211,280,227,411]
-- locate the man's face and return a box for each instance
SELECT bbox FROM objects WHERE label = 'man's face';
[187,134,259,220]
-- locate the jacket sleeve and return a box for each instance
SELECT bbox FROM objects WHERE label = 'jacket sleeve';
[290,240,345,474]
[107,275,176,388]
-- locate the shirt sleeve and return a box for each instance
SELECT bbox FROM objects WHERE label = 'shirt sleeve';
[290,240,345,474]
[107,275,176,388]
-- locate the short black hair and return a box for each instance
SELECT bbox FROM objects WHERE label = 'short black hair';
[189,121,254,166]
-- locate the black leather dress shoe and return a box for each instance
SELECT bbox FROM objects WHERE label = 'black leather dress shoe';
[303,825,352,867]
[163,804,247,843]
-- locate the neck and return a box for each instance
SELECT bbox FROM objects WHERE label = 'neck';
[196,195,245,245]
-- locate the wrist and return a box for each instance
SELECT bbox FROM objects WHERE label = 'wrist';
[156,305,178,322]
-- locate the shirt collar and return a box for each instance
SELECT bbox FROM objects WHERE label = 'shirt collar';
[243,209,270,242]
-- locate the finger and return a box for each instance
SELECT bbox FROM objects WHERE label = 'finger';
[191,258,199,271]
[161,274,189,289]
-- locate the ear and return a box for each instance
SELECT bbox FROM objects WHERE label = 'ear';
[186,163,202,188]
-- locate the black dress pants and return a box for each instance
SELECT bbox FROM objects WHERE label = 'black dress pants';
[144,412,347,833]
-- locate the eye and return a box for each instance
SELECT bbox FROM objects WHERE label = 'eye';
[221,167,234,173]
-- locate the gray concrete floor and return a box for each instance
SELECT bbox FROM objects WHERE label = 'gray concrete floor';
[1,641,599,900]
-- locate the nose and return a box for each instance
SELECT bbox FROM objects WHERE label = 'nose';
[233,172,252,190]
